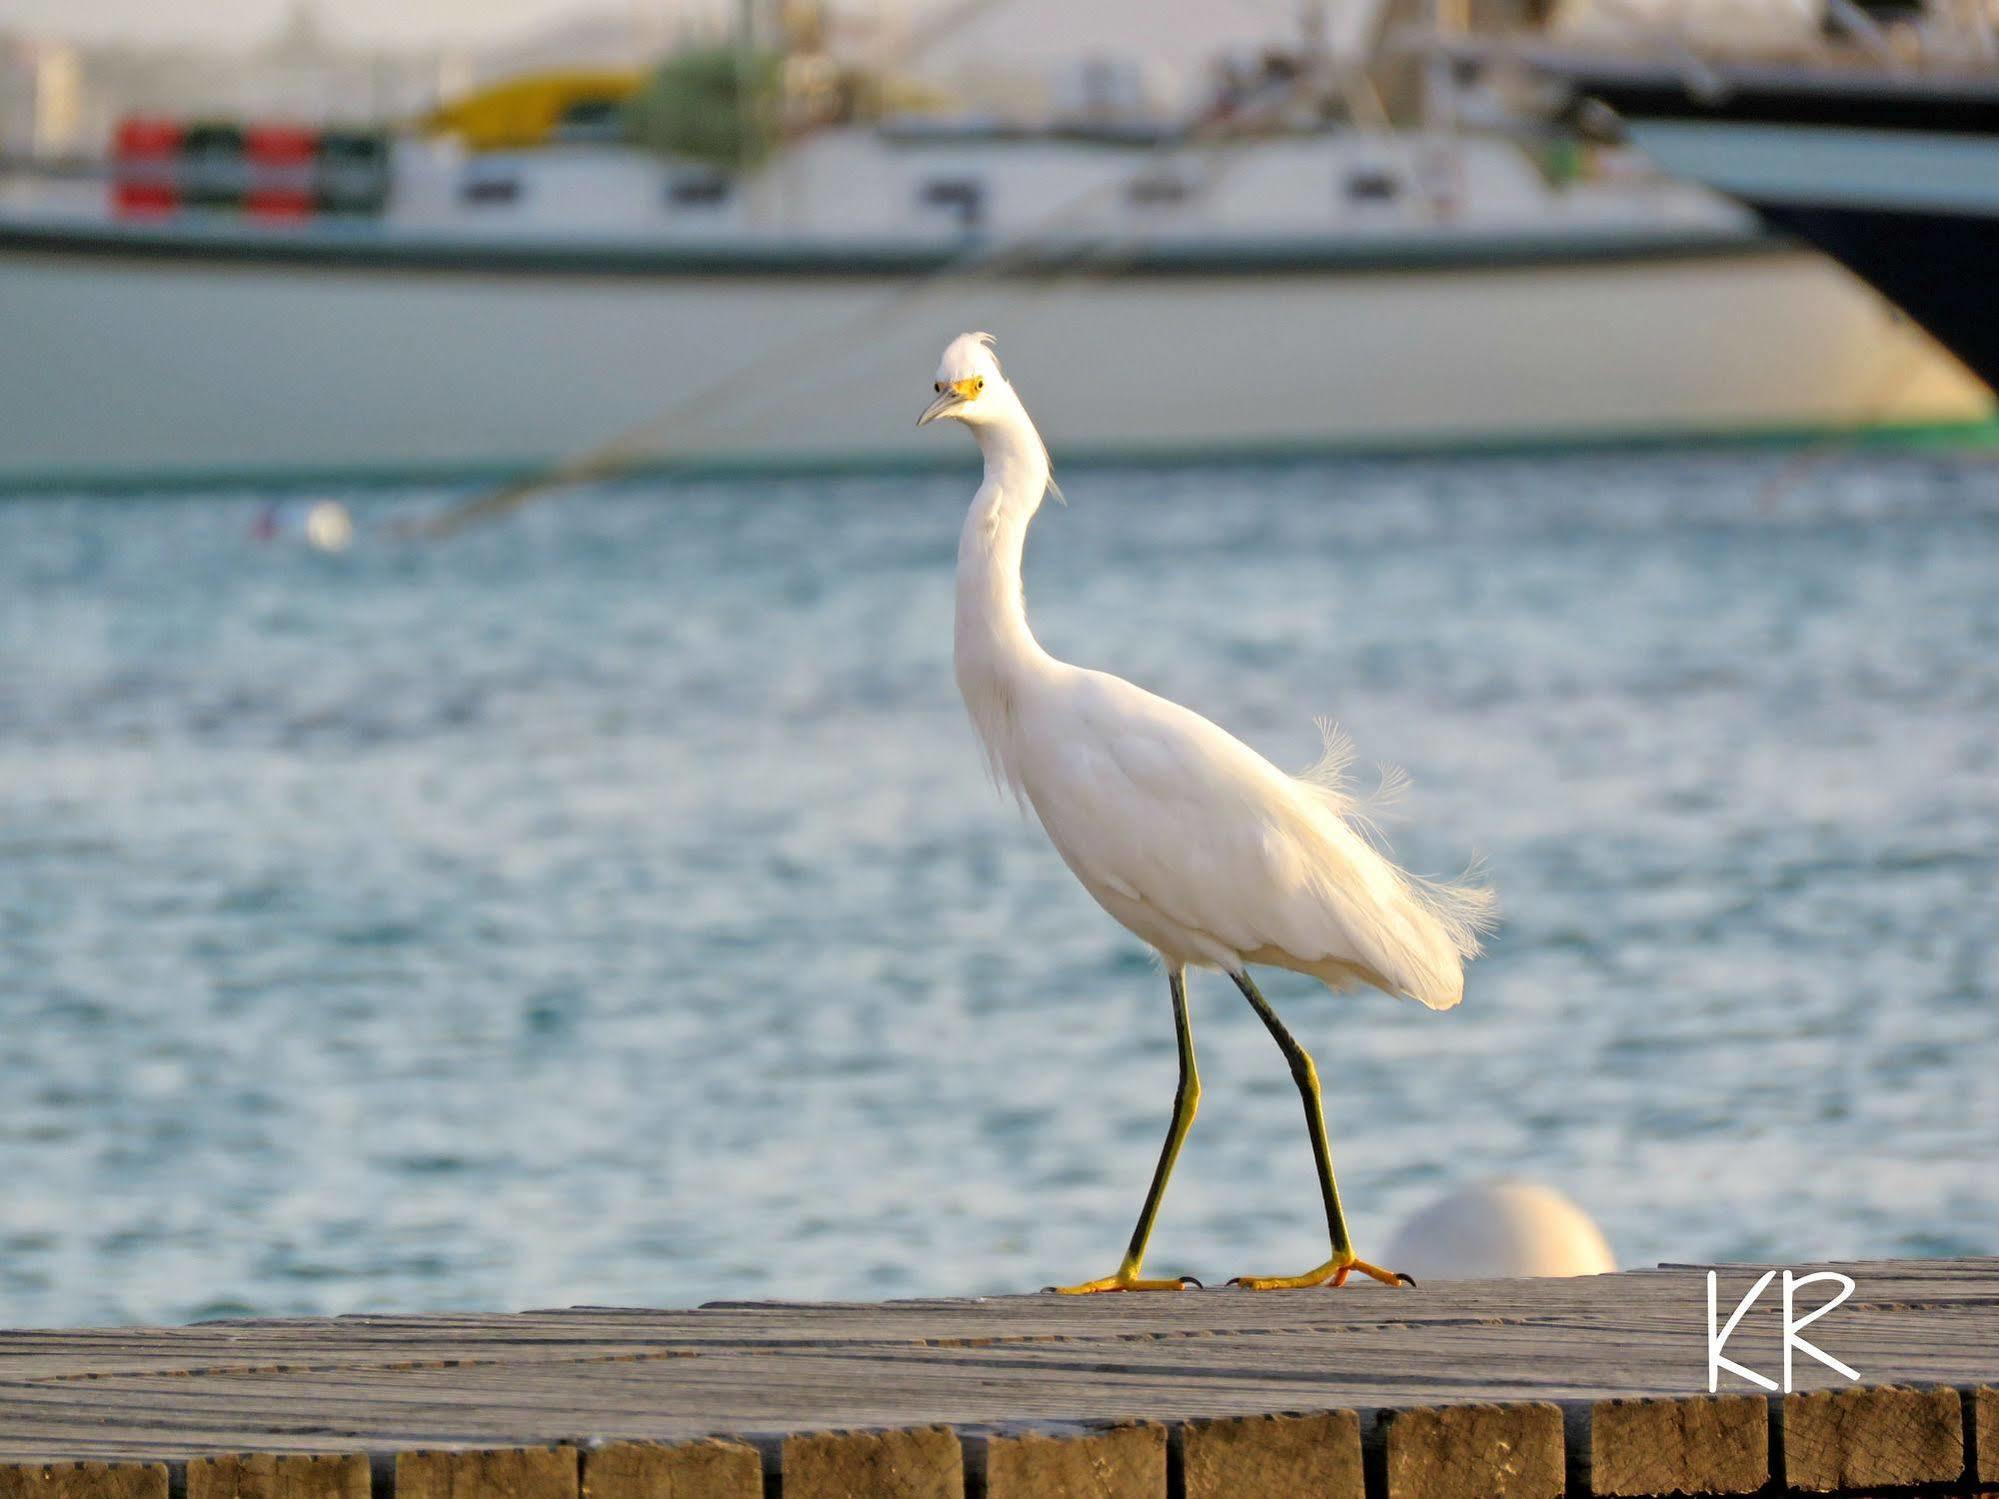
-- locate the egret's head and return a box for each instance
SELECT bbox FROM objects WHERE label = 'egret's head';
[917,331,1006,428]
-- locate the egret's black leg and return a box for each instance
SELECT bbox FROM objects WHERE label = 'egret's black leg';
[1119,965,1202,1274]
[1048,964,1202,1293]
[1230,969,1412,1290]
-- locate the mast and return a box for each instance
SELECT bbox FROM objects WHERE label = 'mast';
[735,0,760,180]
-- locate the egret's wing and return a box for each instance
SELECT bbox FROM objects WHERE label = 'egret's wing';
[1023,672,1386,960]
[1019,668,1488,1008]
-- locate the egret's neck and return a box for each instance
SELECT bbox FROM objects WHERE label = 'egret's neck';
[954,394,1056,762]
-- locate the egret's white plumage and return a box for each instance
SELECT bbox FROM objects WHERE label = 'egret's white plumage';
[927,331,1491,1006]
[919,331,1493,1292]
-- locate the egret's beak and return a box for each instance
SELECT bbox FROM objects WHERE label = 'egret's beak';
[918,377,982,427]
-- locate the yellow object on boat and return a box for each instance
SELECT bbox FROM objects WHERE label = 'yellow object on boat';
[423,71,644,151]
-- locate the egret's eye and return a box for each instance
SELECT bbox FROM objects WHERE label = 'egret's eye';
[968,377,985,396]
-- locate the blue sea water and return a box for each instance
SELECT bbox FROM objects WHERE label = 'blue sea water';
[1,449,1995,1329]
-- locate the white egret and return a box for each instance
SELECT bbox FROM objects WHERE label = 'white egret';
[918,332,1494,1293]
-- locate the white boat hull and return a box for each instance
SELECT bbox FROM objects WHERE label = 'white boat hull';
[0,230,1987,489]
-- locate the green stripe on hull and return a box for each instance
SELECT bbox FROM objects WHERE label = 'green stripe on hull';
[4,415,1998,498]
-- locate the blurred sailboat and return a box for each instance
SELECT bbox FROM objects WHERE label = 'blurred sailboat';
[1498,0,1999,398]
[0,3,1986,492]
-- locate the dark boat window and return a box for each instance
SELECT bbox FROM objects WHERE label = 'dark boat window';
[1129,172,1191,206]
[1344,168,1399,202]
[552,98,627,145]
[920,178,984,228]
[461,174,522,205]
[182,122,247,209]
[315,131,390,216]
[668,174,731,207]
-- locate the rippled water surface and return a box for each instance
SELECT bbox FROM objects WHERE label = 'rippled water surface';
[3,450,1995,1327]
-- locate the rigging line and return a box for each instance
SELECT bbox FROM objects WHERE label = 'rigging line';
[399,68,1311,540]
[655,128,1271,460]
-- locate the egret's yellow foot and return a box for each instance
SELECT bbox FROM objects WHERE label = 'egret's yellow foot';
[1044,1271,1201,1295]
[1231,1255,1414,1290]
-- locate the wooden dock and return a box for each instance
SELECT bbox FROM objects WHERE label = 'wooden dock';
[2,1258,1994,1498]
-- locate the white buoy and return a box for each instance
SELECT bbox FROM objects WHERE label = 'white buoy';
[304,500,354,553]
[1385,1180,1616,1282]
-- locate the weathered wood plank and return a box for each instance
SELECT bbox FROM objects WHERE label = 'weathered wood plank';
[1377,1402,1565,1499]
[5,1261,1991,1384]
[1177,1410,1363,1499]
[581,1440,761,1499]
[1781,1385,1964,1492]
[778,1428,962,1499]
[1582,1395,1768,1496]
[0,1259,1992,1494]
[395,1448,578,1499]
[967,1423,1164,1499]
[185,1454,369,1499]
[0,1465,168,1499]
[3,1258,1989,1379]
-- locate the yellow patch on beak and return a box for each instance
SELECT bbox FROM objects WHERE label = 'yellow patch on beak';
[917,375,986,427]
